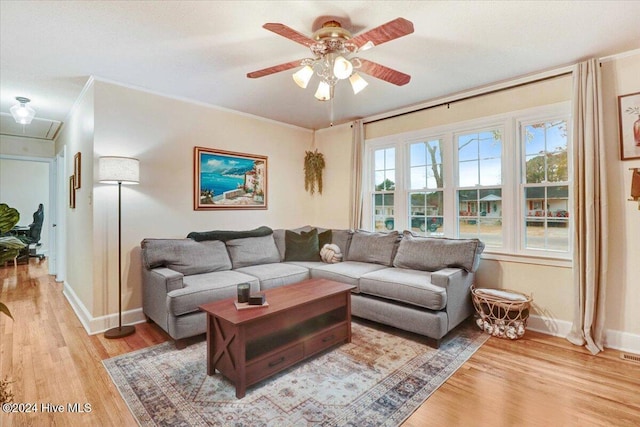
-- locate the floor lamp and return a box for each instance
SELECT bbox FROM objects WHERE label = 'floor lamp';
[99,156,139,339]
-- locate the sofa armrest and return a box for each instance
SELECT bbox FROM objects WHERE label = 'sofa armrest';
[142,267,184,332]
[149,267,185,293]
[431,267,475,331]
[431,267,465,287]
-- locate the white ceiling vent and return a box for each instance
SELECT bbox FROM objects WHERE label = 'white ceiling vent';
[0,112,62,141]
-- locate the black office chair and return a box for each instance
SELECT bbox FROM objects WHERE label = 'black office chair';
[24,203,45,260]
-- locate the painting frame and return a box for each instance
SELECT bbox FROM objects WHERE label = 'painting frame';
[74,152,82,189]
[69,175,76,209]
[618,91,640,160]
[194,147,268,210]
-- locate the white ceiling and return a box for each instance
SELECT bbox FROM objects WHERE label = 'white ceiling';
[1,1,639,134]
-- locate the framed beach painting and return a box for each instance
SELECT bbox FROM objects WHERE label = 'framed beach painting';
[194,147,268,210]
[618,91,640,160]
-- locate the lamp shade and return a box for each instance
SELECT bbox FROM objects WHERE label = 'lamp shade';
[292,65,314,89]
[314,81,332,101]
[99,156,139,184]
[333,56,353,80]
[349,73,369,94]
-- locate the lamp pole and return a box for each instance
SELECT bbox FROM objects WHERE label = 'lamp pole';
[104,179,135,338]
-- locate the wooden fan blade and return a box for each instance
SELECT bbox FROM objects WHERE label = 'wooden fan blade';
[263,23,315,47]
[247,59,302,79]
[247,60,304,79]
[358,59,411,86]
[350,17,414,50]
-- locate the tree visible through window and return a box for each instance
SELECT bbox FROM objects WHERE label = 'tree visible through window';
[457,129,503,247]
[523,120,569,252]
[373,147,395,232]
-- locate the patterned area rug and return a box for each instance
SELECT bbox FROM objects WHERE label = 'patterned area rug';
[104,320,488,426]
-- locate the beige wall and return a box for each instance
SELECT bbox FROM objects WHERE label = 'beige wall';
[89,81,313,319]
[601,52,640,337]
[313,123,353,228]
[56,83,96,315]
[0,135,55,158]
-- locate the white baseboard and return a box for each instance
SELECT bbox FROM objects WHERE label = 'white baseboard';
[527,314,640,354]
[61,285,640,353]
[604,329,640,354]
[62,281,147,335]
[527,314,573,337]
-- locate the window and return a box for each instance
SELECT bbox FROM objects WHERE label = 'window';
[408,140,444,235]
[364,103,571,261]
[522,119,570,252]
[372,147,395,232]
[456,129,503,247]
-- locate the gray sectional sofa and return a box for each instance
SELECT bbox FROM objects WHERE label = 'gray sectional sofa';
[141,226,484,348]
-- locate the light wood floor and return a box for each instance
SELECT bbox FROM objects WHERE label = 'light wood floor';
[1,260,639,426]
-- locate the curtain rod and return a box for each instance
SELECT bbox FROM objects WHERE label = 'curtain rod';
[364,70,573,126]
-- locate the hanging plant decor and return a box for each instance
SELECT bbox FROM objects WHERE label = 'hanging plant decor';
[304,149,325,195]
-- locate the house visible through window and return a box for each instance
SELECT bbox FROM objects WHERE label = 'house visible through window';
[364,102,571,260]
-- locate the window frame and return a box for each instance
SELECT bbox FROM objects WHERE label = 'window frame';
[363,102,572,266]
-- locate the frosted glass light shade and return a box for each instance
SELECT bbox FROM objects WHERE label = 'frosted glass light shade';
[333,56,353,80]
[99,156,139,184]
[10,100,36,124]
[292,65,314,88]
[314,81,331,101]
[349,73,368,94]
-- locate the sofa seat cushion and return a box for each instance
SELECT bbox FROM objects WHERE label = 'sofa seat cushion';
[310,261,387,292]
[284,261,325,270]
[235,263,309,290]
[359,267,447,311]
[168,271,260,316]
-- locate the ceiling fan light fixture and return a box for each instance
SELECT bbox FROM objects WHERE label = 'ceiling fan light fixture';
[333,56,353,80]
[314,81,331,101]
[10,96,36,125]
[292,65,314,88]
[349,73,368,95]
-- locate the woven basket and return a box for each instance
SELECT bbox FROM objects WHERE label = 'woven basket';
[471,286,532,339]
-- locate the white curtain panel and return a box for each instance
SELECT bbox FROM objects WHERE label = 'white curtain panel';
[349,120,364,230]
[567,58,608,355]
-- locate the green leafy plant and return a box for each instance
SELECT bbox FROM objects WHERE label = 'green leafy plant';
[0,203,21,320]
[0,203,26,265]
[304,149,325,195]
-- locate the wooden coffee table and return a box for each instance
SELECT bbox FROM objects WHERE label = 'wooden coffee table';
[199,278,355,398]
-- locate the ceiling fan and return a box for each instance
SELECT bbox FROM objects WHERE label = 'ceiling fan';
[247,17,414,101]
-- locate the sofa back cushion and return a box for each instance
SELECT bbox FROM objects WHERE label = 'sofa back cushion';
[141,238,231,275]
[331,229,353,259]
[226,234,281,268]
[393,231,485,272]
[346,230,399,266]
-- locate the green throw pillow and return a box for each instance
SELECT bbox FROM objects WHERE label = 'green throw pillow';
[284,229,321,261]
[318,229,333,248]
